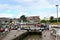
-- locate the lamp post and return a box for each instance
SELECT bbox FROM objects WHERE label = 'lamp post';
[56,5,59,24]
[56,5,59,40]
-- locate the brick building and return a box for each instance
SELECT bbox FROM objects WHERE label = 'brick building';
[27,16,40,23]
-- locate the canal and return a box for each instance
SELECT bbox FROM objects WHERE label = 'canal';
[23,34,42,40]
[13,30,53,40]
[13,32,42,40]
[23,32,42,40]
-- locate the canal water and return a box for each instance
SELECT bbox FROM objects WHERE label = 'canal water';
[23,32,42,40]
[23,34,42,40]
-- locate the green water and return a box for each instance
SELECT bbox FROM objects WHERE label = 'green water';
[23,34,42,40]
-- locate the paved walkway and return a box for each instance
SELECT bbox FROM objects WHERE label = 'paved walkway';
[1,30,27,40]
[1,30,56,40]
[42,30,56,40]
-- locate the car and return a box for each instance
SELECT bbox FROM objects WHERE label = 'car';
[0,28,5,32]
[36,23,41,27]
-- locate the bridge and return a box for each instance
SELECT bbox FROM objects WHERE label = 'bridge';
[20,23,49,32]
[21,27,45,32]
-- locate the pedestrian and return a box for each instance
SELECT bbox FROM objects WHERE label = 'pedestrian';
[9,27,11,32]
[5,28,8,32]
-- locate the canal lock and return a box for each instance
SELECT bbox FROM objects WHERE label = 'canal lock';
[13,32,42,40]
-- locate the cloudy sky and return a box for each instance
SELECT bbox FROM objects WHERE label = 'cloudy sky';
[0,0,60,19]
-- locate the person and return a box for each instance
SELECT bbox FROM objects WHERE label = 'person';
[9,27,11,32]
[5,28,8,32]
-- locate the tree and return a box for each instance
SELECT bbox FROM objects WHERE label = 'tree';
[58,17,60,22]
[40,20,47,23]
[5,20,8,23]
[20,15,27,22]
[0,24,2,28]
[49,16,54,23]
[50,16,54,20]
[10,19,13,23]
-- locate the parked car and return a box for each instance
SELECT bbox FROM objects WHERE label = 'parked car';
[36,23,41,27]
[0,27,5,32]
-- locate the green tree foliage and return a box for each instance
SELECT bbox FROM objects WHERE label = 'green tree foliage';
[40,20,47,23]
[0,24,2,28]
[20,15,27,22]
[10,19,13,23]
[5,20,8,23]
[49,16,54,23]
[50,16,54,20]
[58,17,60,22]
[49,20,54,23]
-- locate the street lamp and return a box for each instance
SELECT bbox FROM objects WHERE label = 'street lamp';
[56,5,59,24]
[56,5,59,40]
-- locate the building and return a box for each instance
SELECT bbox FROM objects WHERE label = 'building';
[0,17,19,24]
[12,18,19,23]
[27,16,40,23]
[0,18,10,24]
[0,18,10,21]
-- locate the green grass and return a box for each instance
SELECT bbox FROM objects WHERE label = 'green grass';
[51,22,60,25]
